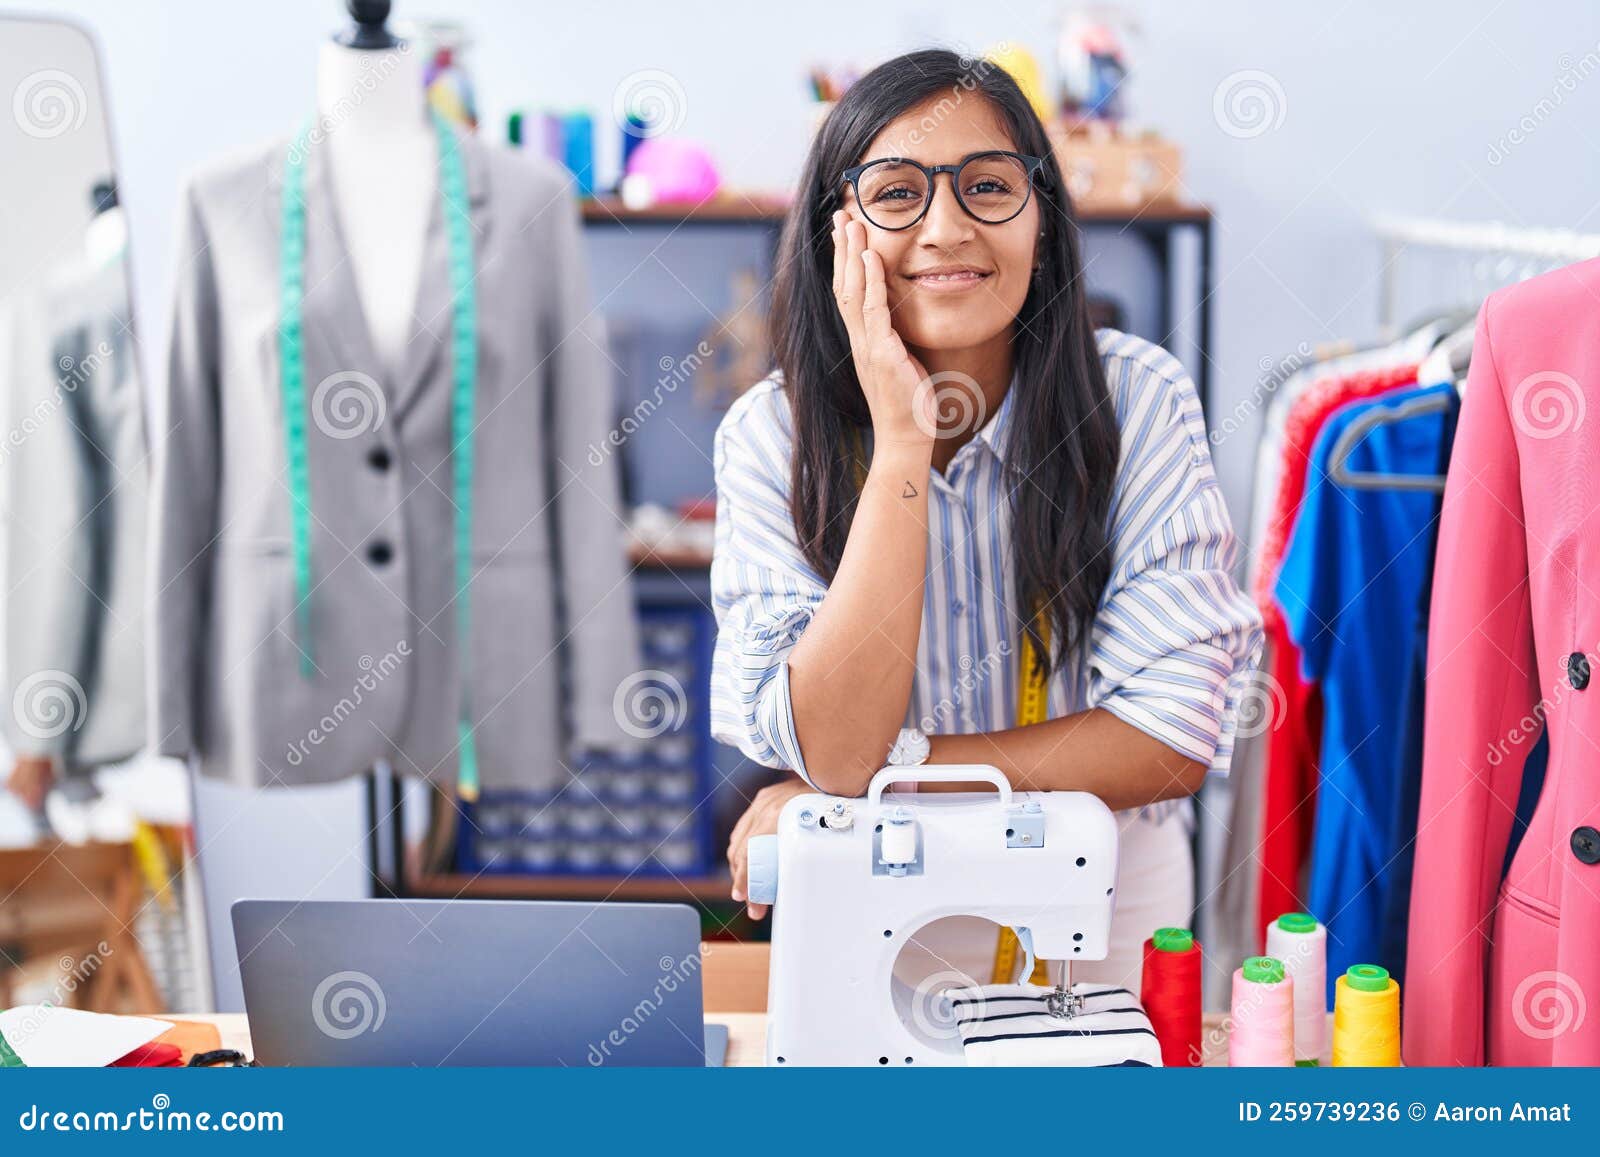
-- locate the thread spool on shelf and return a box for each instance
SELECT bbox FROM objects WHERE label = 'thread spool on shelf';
[1141,926,1202,1066]
[1265,911,1327,1065]
[1331,964,1401,1067]
[1229,955,1295,1067]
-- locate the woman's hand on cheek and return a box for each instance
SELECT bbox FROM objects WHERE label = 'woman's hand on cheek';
[727,777,813,919]
[831,211,934,450]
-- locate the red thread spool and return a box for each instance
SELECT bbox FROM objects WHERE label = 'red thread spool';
[1142,926,1203,1066]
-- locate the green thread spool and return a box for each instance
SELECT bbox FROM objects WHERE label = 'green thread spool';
[1243,955,1286,985]
[1152,926,1193,953]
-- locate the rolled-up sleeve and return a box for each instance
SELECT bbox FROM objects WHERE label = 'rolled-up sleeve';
[1087,338,1264,777]
[709,379,827,784]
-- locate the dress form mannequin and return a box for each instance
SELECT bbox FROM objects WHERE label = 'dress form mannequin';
[315,0,434,375]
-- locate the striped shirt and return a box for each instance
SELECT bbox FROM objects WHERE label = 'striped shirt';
[709,329,1263,822]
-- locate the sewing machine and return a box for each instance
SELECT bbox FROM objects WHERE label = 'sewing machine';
[746,765,1122,1066]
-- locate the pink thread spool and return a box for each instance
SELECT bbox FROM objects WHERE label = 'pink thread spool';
[1229,955,1295,1066]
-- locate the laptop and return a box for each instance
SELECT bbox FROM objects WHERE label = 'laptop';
[232,899,728,1067]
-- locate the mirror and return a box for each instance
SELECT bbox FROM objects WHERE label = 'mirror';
[0,17,147,836]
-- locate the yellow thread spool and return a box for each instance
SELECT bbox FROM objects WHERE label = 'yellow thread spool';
[1331,964,1401,1066]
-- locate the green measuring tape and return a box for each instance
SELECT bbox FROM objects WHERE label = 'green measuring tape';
[279,111,482,799]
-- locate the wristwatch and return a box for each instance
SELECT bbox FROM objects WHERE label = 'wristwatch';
[886,727,931,767]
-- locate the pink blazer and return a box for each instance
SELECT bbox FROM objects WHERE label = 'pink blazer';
[1406,257,1600,1066]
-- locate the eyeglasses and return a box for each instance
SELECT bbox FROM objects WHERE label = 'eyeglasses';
[841,151,1046,231]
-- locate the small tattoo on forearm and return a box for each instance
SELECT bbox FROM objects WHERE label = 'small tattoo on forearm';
[902,482,918,498]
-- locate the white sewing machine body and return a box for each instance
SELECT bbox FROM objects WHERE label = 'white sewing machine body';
[749,766,1120,1067]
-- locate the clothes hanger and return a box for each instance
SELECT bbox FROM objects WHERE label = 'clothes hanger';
[1397,305,1469,341]
[1415,321,1473,391]
[1326,233,1559,491]
[1326,390,1456,493]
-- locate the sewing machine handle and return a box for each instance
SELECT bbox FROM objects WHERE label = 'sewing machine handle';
[866,765,1013,806]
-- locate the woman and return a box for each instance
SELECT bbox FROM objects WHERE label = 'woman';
[709,49,1262,990]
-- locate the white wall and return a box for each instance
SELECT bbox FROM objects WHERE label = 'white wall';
[20,0,1600,522]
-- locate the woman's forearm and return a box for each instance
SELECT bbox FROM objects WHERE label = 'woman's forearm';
[922,708,1207,811]
[785,440,933,794]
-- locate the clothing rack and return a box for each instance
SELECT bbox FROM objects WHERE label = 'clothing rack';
[1373,215,1600,336]
[1333,217,1600,490]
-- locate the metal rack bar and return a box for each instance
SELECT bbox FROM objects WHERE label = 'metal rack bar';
[1373,215,1600,334]
[1373,215,1600,261]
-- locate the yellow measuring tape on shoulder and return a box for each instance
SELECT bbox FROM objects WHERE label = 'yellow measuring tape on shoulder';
[992,613,1052,985]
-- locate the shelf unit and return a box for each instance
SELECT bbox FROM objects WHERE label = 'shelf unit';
[409,871,735,903]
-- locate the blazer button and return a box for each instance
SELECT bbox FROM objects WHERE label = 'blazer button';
[366,541,394,567]
[1568,652,1591,690]
[1573,826,1600,865]
[367,447,393,472]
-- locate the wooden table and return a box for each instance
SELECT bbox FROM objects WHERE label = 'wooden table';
[179,942,1335,1066]
[179,1010,1330,1067]
[0,839,163,1012]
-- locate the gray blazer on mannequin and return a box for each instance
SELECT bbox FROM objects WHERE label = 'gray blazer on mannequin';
[150,127,640,792]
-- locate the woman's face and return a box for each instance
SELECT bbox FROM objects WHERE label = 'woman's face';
[841,94,1041,355]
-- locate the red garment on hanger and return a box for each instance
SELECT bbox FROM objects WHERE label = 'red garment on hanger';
[1253,362,1419,942]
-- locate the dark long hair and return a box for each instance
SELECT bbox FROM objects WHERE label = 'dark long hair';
[768,48,1120,675]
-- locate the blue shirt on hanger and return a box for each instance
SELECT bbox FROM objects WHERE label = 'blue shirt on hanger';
[1274,381,1458,1003]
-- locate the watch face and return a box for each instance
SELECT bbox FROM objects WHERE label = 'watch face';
[891,728,930,765]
